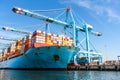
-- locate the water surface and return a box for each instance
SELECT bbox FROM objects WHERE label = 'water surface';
[0,70,120,80]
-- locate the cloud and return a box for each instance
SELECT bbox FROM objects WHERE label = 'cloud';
[60,0,120,23]
[107,9,120,22]
[73,0,91,9]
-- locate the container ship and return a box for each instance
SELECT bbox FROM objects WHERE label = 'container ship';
[0,30,74,70]
[0,7,102,70]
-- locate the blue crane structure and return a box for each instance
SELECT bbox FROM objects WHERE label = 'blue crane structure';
[11,7,102,64]
[2,26,31,34]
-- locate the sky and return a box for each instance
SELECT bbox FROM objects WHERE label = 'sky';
[0,0,120,61]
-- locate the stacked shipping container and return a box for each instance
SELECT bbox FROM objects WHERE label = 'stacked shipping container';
[0,30,74,61]
[0,52,3,61]
[9,42,16,57]
[24,34,32,53]
[31,30,74,48]
[15,38,22,55]
[2,48,8,60]
[32,30,46,47]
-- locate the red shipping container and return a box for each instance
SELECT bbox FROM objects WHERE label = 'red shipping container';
[32,32,41,37]
[9,51,15,56]
[32,42,51,48]
[25,39,32,45]
[7,47,10,53]
[24,44,32,53]
[15,50,21,55]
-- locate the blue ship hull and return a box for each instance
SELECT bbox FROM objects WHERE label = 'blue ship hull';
[0,46,74,70]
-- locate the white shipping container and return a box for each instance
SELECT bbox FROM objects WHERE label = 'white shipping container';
[3,48,8,55]
[10,47,15,52]
[58,41,62,44]
[33,30,42,34]
[22,36,27,43]
[47,33,52,35]
[52,40,57,44]
[32,36,45,39]
[67,37,70,39]
[20,45,25,54]
[32,40,45,44]
[41,33,45,37]
[26,34,32,40]
[52,36,58,41]
[33,30,45,37]
[40,41,45,43]
[35,40,45,42]
[37,38,45,40]
[10,42,16,52]
[39,39,45,41]
[32,38,45,42]
[58,37,62,40]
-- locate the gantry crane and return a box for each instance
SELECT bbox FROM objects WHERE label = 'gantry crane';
[12,7,102,64]
[0,36,16,41]
[2,26,31,34]
[0,43,9,51]
[12,7,101,35]
[0,37,16,53]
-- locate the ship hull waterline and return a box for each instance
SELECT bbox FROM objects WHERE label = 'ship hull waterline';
[0,46,75,70]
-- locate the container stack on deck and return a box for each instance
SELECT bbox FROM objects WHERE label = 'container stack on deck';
[24,34,32,52]
[31,30,74,48]
[0,30,74,62]
[32,30,46,47]
[8,42,16,58]
[2,47,8,60]
[15,38,22,55]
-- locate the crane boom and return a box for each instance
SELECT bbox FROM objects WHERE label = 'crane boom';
[12,7,102,36]
[0,36,16,41]
[0,43,9,45]
[2,26,31,34]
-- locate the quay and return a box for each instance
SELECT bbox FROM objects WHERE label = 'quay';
[67,65,120,71]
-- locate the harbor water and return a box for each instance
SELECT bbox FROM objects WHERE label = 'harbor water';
[0,70,120,80]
